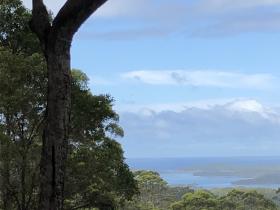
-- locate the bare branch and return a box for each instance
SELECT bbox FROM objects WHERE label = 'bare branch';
[52,0,108,40]
[30,0,51,50]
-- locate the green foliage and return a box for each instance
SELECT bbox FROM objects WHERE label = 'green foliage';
[0,0,40,54]
[170,190,218,210]
[1,1,280,210]
[0,48,47,113]
[133,170,168,209]
[0,1,137,209]
[0,61,138,209]
[134,171,168,187]
[65,138,137,209]
[70,70,124,145]
[65,71,138,208]
[219,189,278,210]
[170,189,278,210]
[0,47,46,209]
[123,171,193,210]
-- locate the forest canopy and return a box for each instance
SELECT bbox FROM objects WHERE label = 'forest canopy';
[1,1,280,210]
[0,1,137,209]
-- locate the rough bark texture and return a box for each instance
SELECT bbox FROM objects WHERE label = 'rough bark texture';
[1,159,12,210]
[40,39,71,210]
[1,117,12,210]
[30,0,107,209]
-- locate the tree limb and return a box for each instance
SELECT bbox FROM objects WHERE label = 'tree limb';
[70,203,90,210]
[30,0,51,51]
[52,0,108,40]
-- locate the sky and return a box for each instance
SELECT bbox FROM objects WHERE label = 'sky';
[23,0,280,158]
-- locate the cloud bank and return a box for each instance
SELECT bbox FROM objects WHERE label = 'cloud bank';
[122,70,275,89]
[119,99,280,157]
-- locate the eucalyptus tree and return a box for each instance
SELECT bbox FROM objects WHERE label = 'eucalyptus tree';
[30,0,108,209]
[1,1,138,209]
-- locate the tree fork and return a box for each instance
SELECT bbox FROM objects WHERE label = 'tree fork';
[30,0,107,209]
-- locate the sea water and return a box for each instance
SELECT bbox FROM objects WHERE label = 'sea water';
[127,157,280,188]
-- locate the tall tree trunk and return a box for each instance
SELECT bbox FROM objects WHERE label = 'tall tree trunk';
[30,1,107,209]
[20,153,27,210]
[1,116,13,210]
[2,160,12,210]
[39,40,71,210]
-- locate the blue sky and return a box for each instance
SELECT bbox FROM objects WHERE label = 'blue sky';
[24,0,280,158]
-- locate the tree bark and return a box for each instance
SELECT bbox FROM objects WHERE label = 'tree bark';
[39,39,71,210]
[1,116,13,210]
[2,158,12,210]
[30,0,107,209]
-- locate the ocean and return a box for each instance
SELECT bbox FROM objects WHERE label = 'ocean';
[127,157,280,189]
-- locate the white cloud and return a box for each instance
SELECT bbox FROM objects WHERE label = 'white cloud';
[116,98,235,113]
[119,99,280,157]
[118,99,280,122]
[225,99,280,122]
[121,70,276,89]
[226,100,268,113]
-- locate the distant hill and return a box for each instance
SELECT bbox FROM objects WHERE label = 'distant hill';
[233,174,280,185]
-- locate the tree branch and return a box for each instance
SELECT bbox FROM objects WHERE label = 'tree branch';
[70,203,90,210]
[52,0,108,40]
[30,0,51,51]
